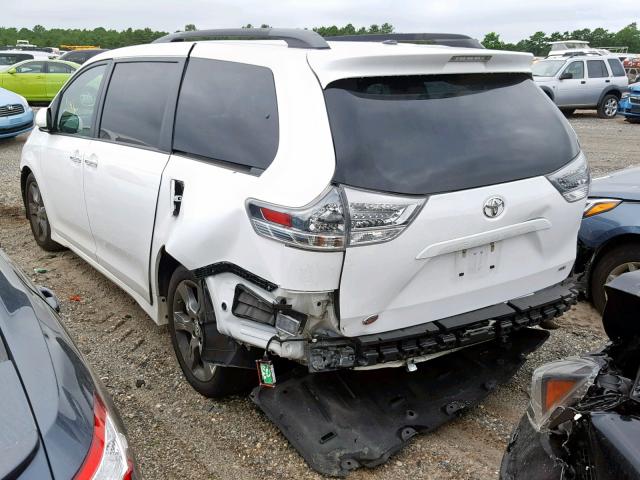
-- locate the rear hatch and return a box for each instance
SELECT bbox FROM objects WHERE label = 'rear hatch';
[317,67,585,336]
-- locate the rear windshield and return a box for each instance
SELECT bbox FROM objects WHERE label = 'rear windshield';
[324,73,579,195]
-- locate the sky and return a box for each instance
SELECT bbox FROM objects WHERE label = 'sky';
[3,0,637,42]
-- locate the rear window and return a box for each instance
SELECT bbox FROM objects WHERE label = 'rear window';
[325,73,579,195]
[173,58,279,172]
[608,58,626,77]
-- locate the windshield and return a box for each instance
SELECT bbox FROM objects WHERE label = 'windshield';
[532,60,566,77]
[324,73,579,195]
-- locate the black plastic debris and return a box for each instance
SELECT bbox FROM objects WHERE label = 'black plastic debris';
[251,328,549,477]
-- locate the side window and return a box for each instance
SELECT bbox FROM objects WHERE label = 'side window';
[56,64,106,137]
[99,61,181,149]
[48,62,75,74]
[607,59,626,77]
[563,61,584,79]
[173,58,279,171]
[587,60,608,78]
[15,61,45,73]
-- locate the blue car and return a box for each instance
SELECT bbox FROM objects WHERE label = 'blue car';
[0,86,34,139]
[575,167,640,312]
[618,83,640,123]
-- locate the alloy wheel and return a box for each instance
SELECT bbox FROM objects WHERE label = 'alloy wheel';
[604,97,618,117]
[172,279,216,382]
[27,182,48,243]
[606,262,640,283]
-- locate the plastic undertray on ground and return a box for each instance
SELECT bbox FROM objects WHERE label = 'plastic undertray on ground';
[251,328,549,477]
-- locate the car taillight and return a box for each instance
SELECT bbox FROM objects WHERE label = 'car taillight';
[546,152,590,202]
[75,395,134,480]
[247,186,425,250]
[343,187,425,246]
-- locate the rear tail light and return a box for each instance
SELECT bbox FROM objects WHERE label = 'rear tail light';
[546,152,590,202]
[75,395,134,480]
[343,187,425,246]
[247,187,345,251]
[247,186,425,250]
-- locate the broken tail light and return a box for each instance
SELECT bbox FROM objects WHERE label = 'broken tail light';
[247,186,425,250]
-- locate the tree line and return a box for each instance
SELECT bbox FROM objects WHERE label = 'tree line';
[482,23,640,56]
[0,24,394,49]
[1,23,639,55]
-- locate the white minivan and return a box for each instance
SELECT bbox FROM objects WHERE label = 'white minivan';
[21,29,589,397]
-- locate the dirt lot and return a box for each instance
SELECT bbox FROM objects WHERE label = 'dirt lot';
[0,112,637,480]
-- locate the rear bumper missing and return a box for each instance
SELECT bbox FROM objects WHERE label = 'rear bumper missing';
[308,282,577,372]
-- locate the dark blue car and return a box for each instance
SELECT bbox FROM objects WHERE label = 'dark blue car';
[575,167,640,312]
[0,248,137,479]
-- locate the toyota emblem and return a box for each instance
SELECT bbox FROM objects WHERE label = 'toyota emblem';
[483,196,505,218]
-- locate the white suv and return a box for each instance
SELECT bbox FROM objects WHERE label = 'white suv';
[21,29,589,397]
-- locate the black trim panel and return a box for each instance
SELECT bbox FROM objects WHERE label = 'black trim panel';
[192,262,278,292]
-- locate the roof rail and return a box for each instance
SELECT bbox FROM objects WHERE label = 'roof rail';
[152,28,330,50]
[327,33,484,49]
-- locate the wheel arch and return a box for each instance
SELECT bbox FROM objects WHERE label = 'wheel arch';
[154,247,182,324]
[539,86,554,101]
[20,166,33,218]
[597,87,622,105]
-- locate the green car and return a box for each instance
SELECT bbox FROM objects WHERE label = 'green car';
[0,59,80,102]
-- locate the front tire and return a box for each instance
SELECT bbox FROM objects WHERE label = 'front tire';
[560,108,576,116]
[24,173,65,252]
[590,243,640,313]
[597,94,619,119]
[167,266,255,397]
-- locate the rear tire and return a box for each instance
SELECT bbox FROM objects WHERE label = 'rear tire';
[167,266,256,398]
[597,94,619,119]
[24,173,65,252]
[590,243,640,313]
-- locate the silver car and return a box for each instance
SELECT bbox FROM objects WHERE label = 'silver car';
[533,54,628,118]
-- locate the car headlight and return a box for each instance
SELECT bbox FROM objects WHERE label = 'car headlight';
[528,357,601,432]
[622,91,630,99]
[583,198,622,218]
[546,152,590,202]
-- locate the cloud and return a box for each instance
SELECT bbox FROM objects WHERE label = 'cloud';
[2,0,635,42]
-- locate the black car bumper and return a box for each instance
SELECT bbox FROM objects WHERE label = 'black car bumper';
[308,282,578,372]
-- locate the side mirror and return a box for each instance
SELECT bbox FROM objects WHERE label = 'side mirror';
[38,286,60,312]
[7,68,16,75]
[559,72,573,80]
[35,107,50,130]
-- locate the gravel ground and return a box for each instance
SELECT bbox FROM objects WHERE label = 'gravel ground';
[0,112,638,480]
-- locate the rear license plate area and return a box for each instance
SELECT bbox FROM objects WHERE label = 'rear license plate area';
[455,242,499,278]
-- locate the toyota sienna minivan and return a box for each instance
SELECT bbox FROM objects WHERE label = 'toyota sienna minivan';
[20,29,588,396]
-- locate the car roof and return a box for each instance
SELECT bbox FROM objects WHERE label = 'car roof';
[87,39,533,87]
[8,58,79,68]
[540,54,621,61]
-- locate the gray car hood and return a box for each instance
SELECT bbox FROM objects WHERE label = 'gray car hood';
[590,167,640,202]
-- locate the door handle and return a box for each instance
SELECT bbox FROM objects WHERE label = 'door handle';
[84,158,98,168]
[581,80,586,84]
[171,179,184,216]
[69,154,82,164]
[605,79,610,83]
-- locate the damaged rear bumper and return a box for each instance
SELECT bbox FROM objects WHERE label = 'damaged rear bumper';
[309,283,577,372]
[202,262,576,372]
